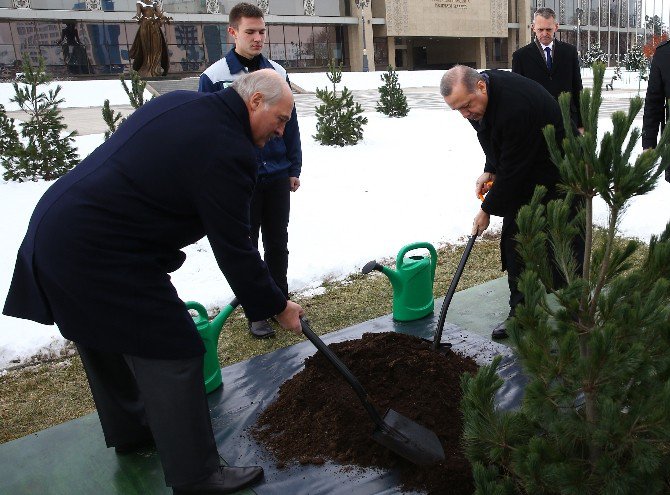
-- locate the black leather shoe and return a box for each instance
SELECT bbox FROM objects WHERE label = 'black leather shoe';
[491,321,509,340]
[249,320,275,339]
[173,465,264,494]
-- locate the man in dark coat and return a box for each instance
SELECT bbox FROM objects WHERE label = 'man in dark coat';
[642,38,670,182]
[3,69,303,494]
[441,65,583,339]
[512,7,583,131]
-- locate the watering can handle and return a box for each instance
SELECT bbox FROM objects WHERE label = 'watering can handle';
[396,242,438,280]
[185,301,209,325]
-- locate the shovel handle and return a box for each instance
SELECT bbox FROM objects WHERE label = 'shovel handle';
[432,234,477,350]
[300,318,386,429]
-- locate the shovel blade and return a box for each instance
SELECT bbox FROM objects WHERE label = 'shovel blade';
[372,409,445,466]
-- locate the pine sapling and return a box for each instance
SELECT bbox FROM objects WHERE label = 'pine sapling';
[313,60,367,146]
[461,63,670,494]
[376,65,409,117]
[1,54,78,182]
[0,103,22,173]
[103,70,153,140]
[102,99,125,141]
[122,69,152,109]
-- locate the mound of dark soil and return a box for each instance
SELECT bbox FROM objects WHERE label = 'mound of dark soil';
[252,331,479,494]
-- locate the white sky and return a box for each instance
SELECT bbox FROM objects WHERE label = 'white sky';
[0,68,668,370]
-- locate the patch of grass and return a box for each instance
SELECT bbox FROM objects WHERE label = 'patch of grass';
[0,357,94,444]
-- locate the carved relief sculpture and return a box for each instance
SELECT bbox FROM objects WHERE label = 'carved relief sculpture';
[257,0,269,15]
[385,0,409,36]
[304,0,315,16]
[206,0,221,14]
[85,0,102,10]
[12,0,31,8]
[129,1,171,77]
[490,0,507,37]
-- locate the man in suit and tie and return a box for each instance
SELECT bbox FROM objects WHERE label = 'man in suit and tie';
[512,7,584,133]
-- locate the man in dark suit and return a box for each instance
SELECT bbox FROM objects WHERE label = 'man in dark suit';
[643,38,670,182]
[441,65,583,339]
[512,7,584,132]
[3,69,303,494]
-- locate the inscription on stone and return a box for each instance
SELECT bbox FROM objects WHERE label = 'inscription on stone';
[434,0,469,10]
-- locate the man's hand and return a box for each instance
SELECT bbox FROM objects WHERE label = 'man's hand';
[275,300,304,334]
[472,209,490,236]
[289,177,300,192]
[475,172,495,199]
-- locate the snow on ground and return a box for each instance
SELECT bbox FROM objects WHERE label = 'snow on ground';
[290,69,448,92]
[1,68,668,369]
[0,79,152,111]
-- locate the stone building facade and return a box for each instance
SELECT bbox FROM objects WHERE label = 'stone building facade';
[0,0,646,76]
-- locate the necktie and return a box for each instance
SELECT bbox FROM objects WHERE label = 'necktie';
[545,46,552,70]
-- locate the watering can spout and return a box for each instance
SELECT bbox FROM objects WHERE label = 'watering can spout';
[362,260,402,289]
[380,265,402,289]
[210,297,239,334]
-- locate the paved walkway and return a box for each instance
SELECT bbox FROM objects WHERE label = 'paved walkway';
[4,78,642,136]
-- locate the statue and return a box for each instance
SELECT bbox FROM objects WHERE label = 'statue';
[59,21,91,74]
[129,1,171,78]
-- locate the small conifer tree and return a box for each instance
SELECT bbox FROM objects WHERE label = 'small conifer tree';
[0,103,22,172]
[623,44,646,71]
[313,60,367,146]
[461,63,670,494]
[122,69,152,109]
[102,99,124,140]
[0,54,78,182]
[102,70,153,140]
[623,44,649,93]
[376,65,409,117]
[582,42,608,67]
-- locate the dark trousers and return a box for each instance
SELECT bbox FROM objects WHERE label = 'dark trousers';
[502,212,585,317]
[76,345,220,487]
[250,175,290,300]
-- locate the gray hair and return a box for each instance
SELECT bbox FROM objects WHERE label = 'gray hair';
[231,69,290,107]
[534,7,556,21]
[440,65,483,97]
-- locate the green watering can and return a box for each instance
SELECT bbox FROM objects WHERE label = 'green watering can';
[185,298,239,394]
[362,242,438,322]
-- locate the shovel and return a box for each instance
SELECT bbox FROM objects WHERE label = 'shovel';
[300,318,445,466]
[432,234,478,350]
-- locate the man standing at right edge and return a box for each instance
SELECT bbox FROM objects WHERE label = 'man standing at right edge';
[642,37,670,183]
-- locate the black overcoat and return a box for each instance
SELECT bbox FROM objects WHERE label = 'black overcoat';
[512,38,583,128]
[3,88,287,359]
[474,70,566,220]
[642,40,670,150]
